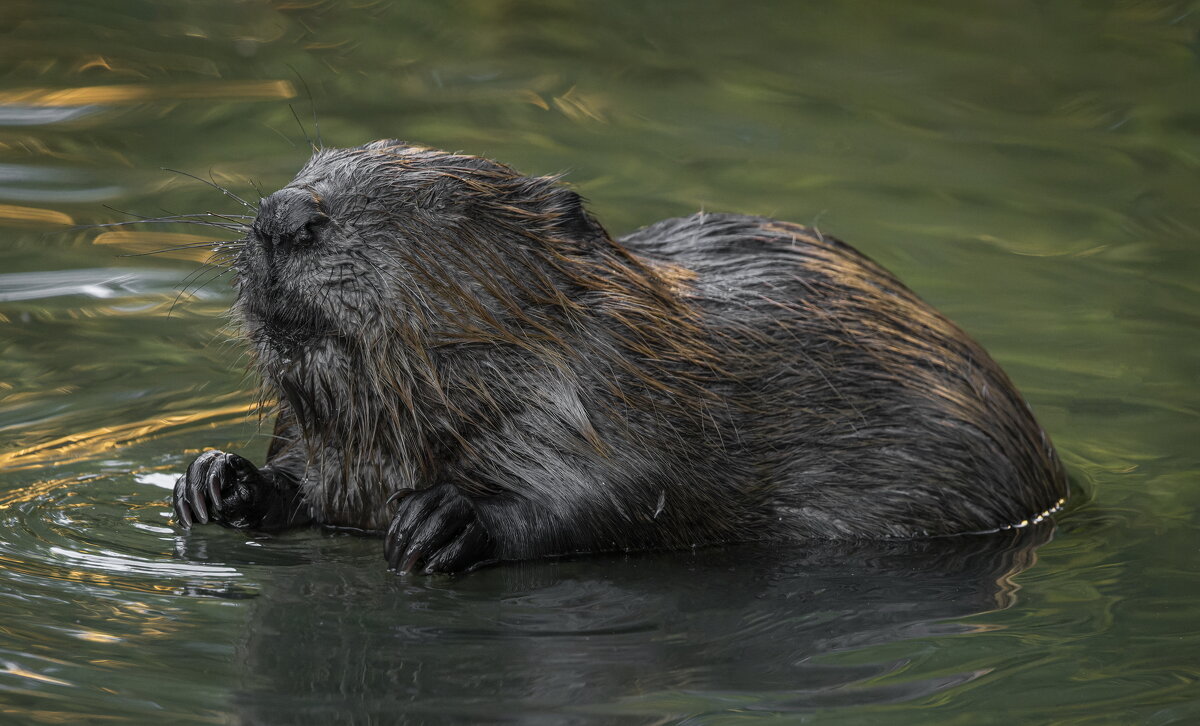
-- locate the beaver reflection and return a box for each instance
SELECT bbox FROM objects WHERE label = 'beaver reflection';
[222,526,1051,723]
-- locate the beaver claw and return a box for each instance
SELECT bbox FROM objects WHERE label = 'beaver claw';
[173,450,272,530]
[385,483,493,574]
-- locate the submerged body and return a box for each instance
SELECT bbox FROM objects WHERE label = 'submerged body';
[173,141,1067,573]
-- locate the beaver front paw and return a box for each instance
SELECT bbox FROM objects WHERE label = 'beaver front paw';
[173,450,274,529]
[385,483,494,574]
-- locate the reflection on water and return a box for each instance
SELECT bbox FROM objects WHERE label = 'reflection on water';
[0,80,294,107]
[221,530,1051,724]
[1,1,1198,724]
[0,162,124,204]
[0,104,103,125]
[0,402,256,472]
[0,203,74,228]
[0,268,188,302]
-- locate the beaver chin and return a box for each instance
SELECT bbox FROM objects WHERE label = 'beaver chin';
[237,293,342,350]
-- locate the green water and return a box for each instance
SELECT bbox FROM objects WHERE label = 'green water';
[1,1,1198,723]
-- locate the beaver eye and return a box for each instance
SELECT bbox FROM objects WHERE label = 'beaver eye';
[294,214,330,245]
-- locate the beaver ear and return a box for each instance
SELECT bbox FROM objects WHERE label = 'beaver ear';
[543,184,609,245]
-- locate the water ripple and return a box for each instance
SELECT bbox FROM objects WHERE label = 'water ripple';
[0,268,212,303]
[0,104,102,126]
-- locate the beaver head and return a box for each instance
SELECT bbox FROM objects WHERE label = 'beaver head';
[232,141,709,485]
[235,140,614,355]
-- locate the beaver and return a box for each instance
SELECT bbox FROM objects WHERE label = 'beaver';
[172,140,1068,574]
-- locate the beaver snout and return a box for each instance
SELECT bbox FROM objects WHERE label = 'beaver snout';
[251,188,329,266]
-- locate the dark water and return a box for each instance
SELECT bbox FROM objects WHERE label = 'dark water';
[1,1,1198,723]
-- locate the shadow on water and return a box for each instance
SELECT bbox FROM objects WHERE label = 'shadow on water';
[209,525,1054,724]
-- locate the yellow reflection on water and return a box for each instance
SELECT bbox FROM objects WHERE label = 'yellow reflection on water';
[0,204,73,227]
[0,478,70,510]
[0,80,294,107]
[0,403,259,477]
[550,86,608,123]
[1,663,71,687]
[92,230,229,263]
[73,629,122,644]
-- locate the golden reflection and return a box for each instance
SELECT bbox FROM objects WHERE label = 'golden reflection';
[57,565,242,599]
[0,80,294,107]
[57,568,177,597]
[74,53,220,79]
[550,86,607,123]
[1,663,71,687]
[0,203,73,227]
[117,298,234,319]
[0,478,71,509]
[0,137,133,168]
[519,90,550,110]
[74,629,121,643]
[0,402,258,477]
[92,230,228,263]
[72,57,148,80]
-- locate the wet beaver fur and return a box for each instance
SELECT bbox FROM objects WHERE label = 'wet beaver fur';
[172,140,1068,574]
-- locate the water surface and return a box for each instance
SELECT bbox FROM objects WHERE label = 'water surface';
[1,1,1198,724]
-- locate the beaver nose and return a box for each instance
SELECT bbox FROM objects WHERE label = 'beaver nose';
[252,188,328,263]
